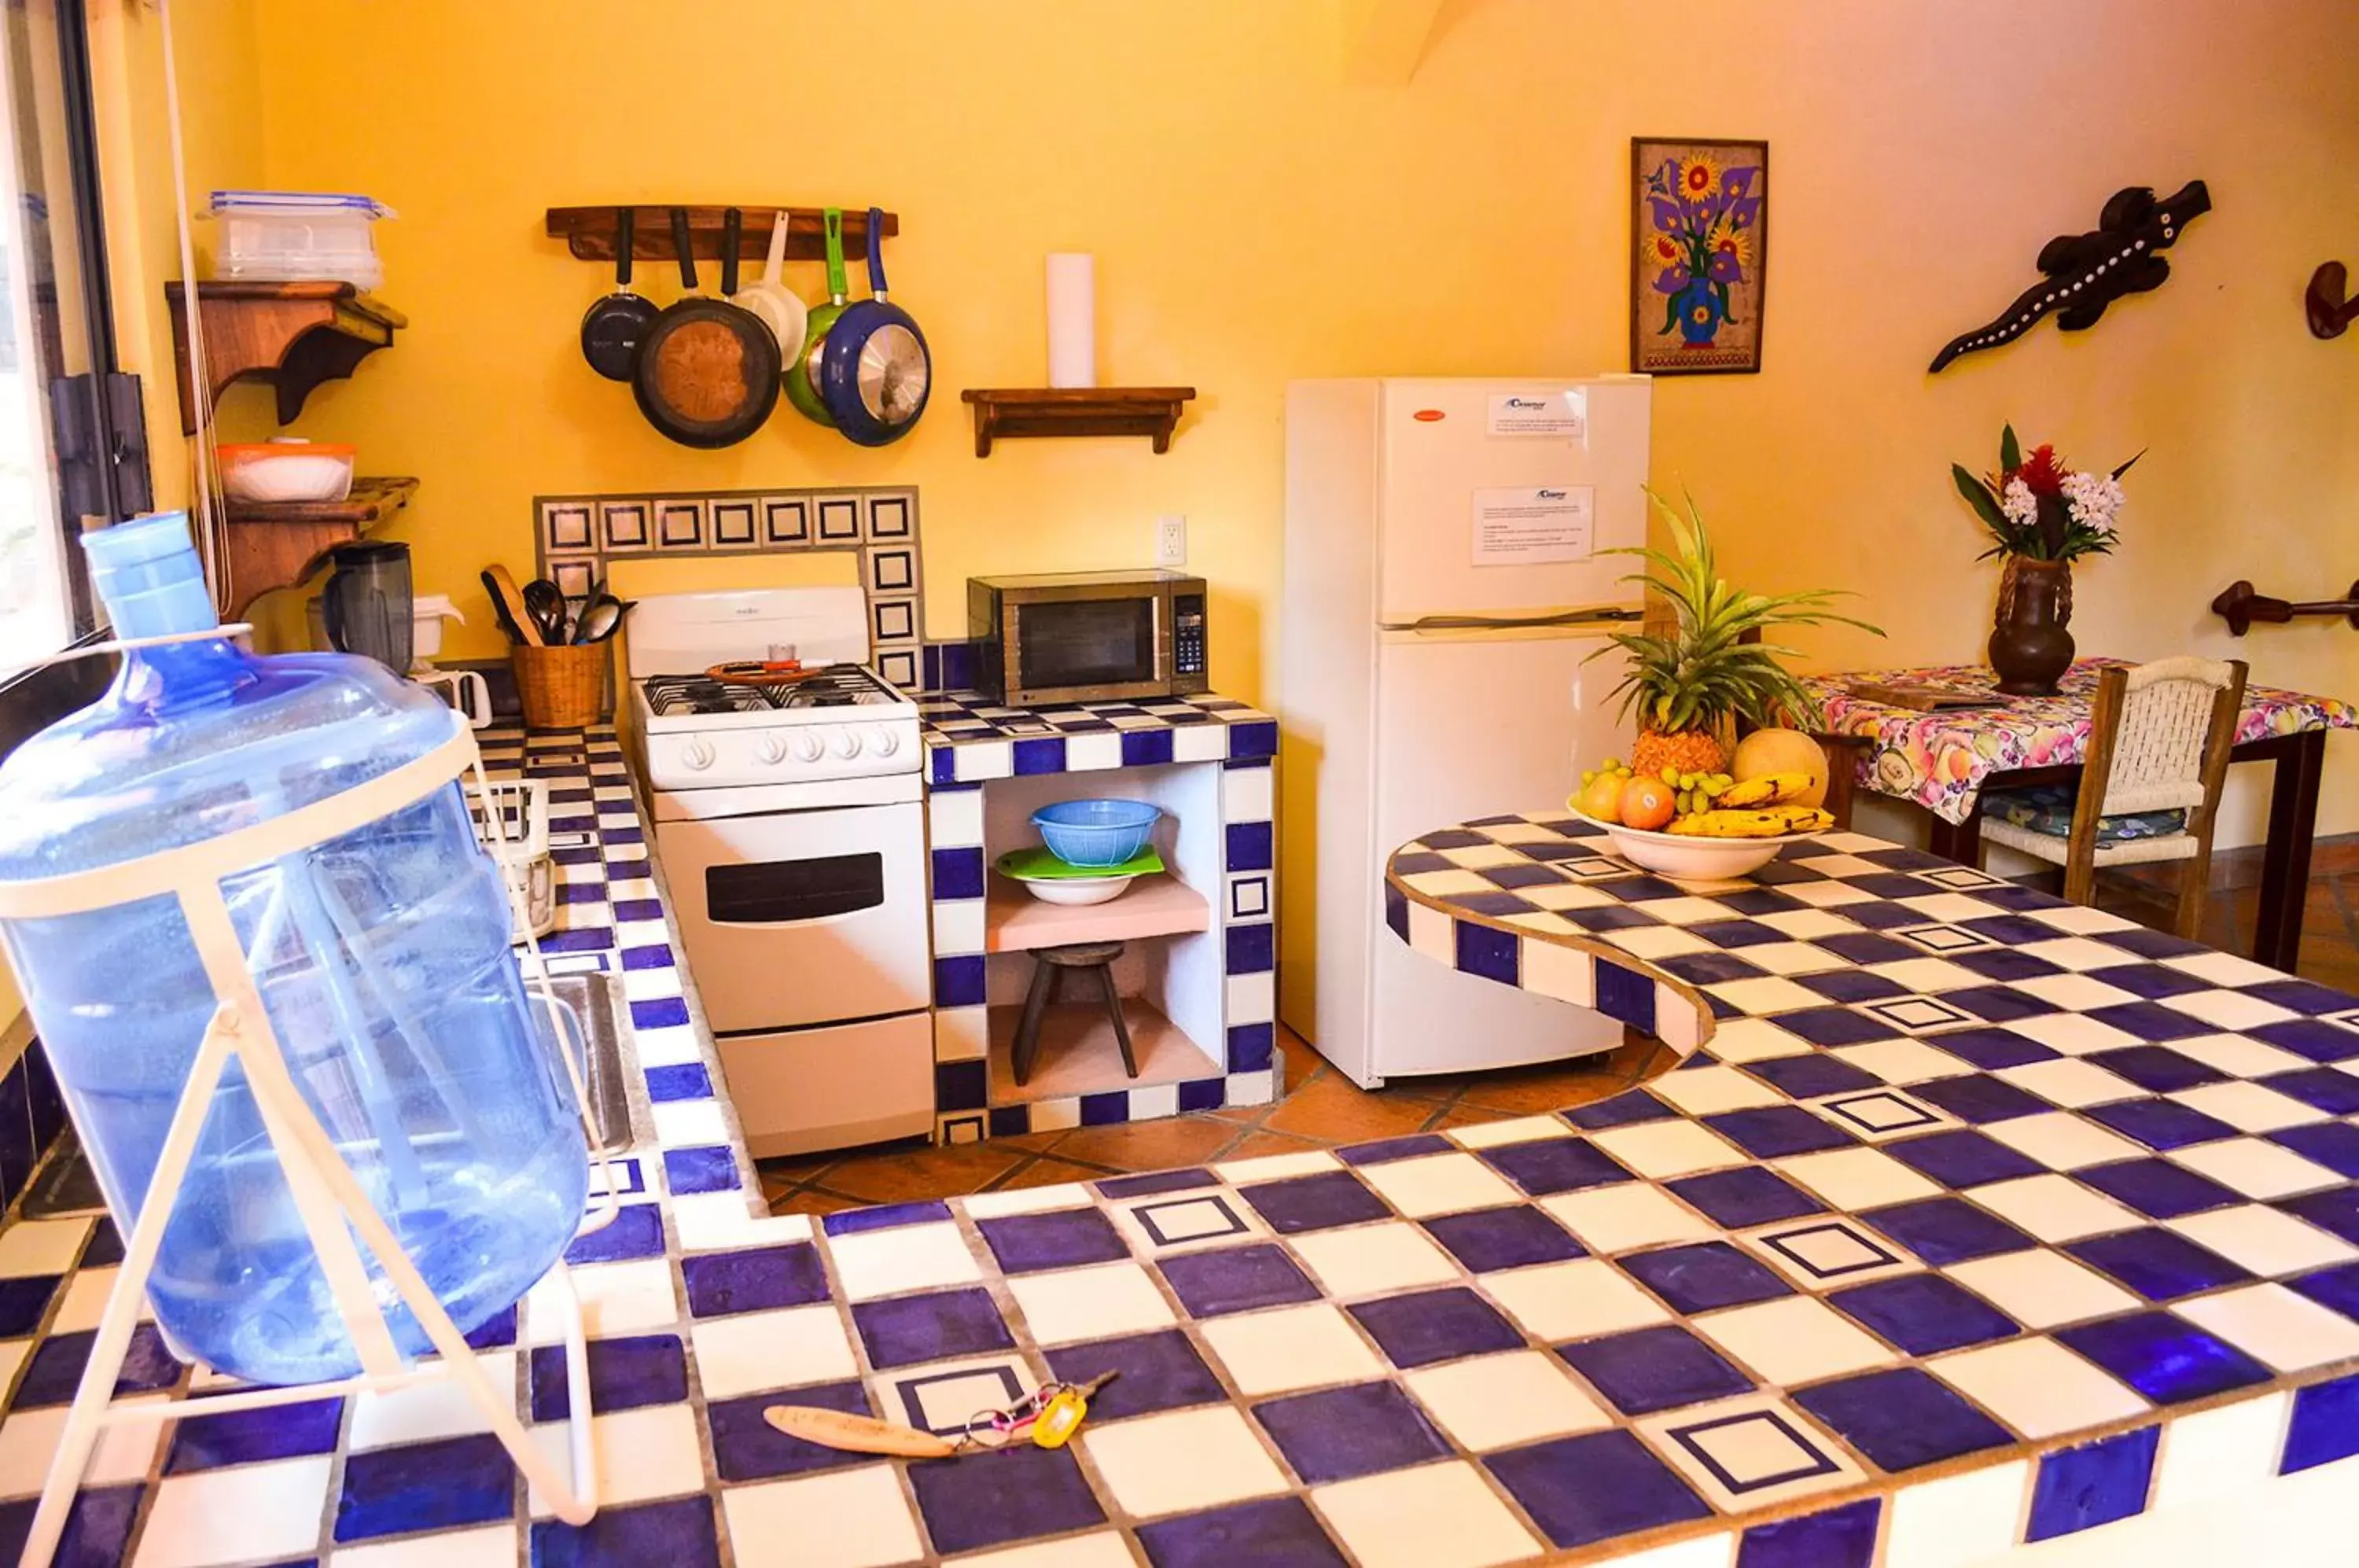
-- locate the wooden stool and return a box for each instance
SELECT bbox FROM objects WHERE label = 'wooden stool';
[1012,940,1136,1087]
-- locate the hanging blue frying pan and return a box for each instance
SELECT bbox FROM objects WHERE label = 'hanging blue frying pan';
[819,207,930,446]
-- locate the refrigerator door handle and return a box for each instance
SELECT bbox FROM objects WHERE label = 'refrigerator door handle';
[1377,607,1646,633]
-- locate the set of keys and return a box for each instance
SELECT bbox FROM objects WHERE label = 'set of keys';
[762,1371,1121,1460]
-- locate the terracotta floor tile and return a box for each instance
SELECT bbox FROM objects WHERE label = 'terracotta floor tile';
[986,1156,1114,1189]
[767,1187,859,1216]
[818,1143,1027,1203]
[1214,1128,1338,1161]
[1428,1102,1518,1132]
[1275,1029,1327,1095]
[1259,1071,1445,1143]
[1452,1056,1641,1115]
[1042,1115,1246,1172]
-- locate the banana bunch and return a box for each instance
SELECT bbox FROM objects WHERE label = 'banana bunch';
[1668,804,1835,839]
[1712,772,1818,809]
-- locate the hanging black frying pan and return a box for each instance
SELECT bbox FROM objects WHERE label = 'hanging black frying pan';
[819,206,930,446]
[633,207,782,448]
[580,206,657,381]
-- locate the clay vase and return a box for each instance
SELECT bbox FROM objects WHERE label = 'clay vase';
[1989,557,2074,696]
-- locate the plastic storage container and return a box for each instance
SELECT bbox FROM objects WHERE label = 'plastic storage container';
[207,190,394,289]
[0,513,587,1386]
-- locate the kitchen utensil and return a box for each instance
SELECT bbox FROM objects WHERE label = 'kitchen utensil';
[482,565,543,647]
[570,593,628,645]
[995,845,1162,906]
[218,439,355,503]
[706,657,822,686]
[733,210,808,372]
[632,207,782,449]
[1031,799,1161,867]
[762,1406,958,1459]
[521,578,569,644]
[580,205,657,381]
[786,208,850,425]
[321,540,414,673]
[1567,806,1826,881]
[820,205,930,445]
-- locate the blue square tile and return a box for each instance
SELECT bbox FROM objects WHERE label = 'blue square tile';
[1595,962,1658,1032]
[1563,1090,1679,1131]
[1480,1137,1634,1196]
[1666,1168,1827,1229]
[1227,1022,1275,1073]
[1705,1106,1858,1159]
[0,1062,35,1201]
[2085,1098,2240,1151]
[2076,1158,2241,1220]
[2251,1018,2359,1064]
[1663,951,1772,986]
[662,1146,738,1194]
[337,1432,516,1541]
[1860,1198,2035,1265]
[1120,728,1176,767]
[1254,1380,1450,1483]
[1226,821,1275,873]
[2247,979,2359,1017]
[708,1382,872,1480]
[565,1202,667,1265]
[2290,1259,2359,1322]
[683,1243,830,1317]
[0,1485,141,1568]
[2260,1067,2359,1117]
[0,1275,57,1338]
[1911,1073,2063,1124]
[2059,1311,2273,1404]
[14,1324,180,1408]
[1948,985,2059,1023]
[1349,1286,1525,1370]
[1160,1244,1319,1317]
[931,845,986,900]
[1831,1273,2019,1354]
[1737,1498,1882,1568]
[1012,736,1068,775]
[1338,1134,1455,1166]
[531,1495,719,1568]
[909,1443,1107,1555]
[629,996,690,1030]
[1044,1330,1227,1421]
[1618,1242,1792,1314]
[1452,922,1516,985]
[1556,1325,1755,1415]
[824,1200,954,1236]
[2279,1187,2359,1247]
[2281,1371,2359,1474]
[935,1058,988,1113]
[1792,1367,2013,1471]
[1884,1128,2047,1188]
[1228,922,1278,976]
[934,953,988,1007]
[1951,948,2066,983]
[2085,1001,2214,1043]
[977,1209,1131,1274]
[167,1396,343,1472]
[1486,1429,1711,1550]
[1744,1055,1884,1100]
[2268,1122,2359,1177]
[1099,1168,1217,1199]
[2068,1228,2254,1301]
[532,1334,687,1420]
[853,1287,1017,1369]
[2086,1046,2225,1094]
[1926,1026,2063,1070]
[1136,1498,1348,1568]
[1772,1008,1901,1047]
[23,1043,64,1154]
[1422,1206,1584,1272]
[1794,968,1910,1004]
[640,1062,712,1102]
[2088,963,2210,999]
[2026,1425,2161,1540]
[1239,1171,1389,1234]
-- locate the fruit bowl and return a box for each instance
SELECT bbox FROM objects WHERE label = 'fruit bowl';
[1567,807,1825,881]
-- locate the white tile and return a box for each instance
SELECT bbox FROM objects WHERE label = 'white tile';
[2013,973,2143,1013]
[0,1398,165,1499]
[1946,1249,2139,1331]
[1216,1149,1340,1183]
[1862,958,1985,994]
[952,1536,1137,1568]
[1007,1262,1175,1345]
[1202,1302,1385,1395]
[1637,1393,1866,1511]
[1312,1459,1542,1568]
[527,1257,679,1343]
[827,1223,983,1301]
[1403,1350,1612,1452]
[2168,1033,2313,1080]
[651,1097,731,1147]
[933,898,986,956]
[722,1463,924,1568]
[1691,1295,1897,1385]
[0,1217,90,1277]
[528,1401,704,1515]
[348,1351,518,1448]
[2169,1205,2357,1275]
[2011,1013,2145,1057]
[1541,1183,1717,1253]
[1448,1115,1573,1150]
[1647,1064,1789,1116]
[2161,988,2300,1032]
[1705,978,1833,1016]
[1930,1338,2146,1439]
[1996,1058,2143,1109]
[1599,1534,1739,1568]
[1772,1147,1940,1210]
[2020,937,2139,972]
[672,1194,810,1252]
[1480,1257,1667,1341]
[963,1183,1093,1219]
[334,1526,517,1568]
[2152,1390,2290,1509]
[1080,1406,1288,1518]
[1221,763,1274,823]
[1809,1088,1963,1143]
[133,1456,332,1568]
[1288,1221,1460,1298]
[1522,940,1595,1007]
[1112,1191,1265,1254]
[1740,1220,1919,1288]
[1702,1018,1813,1065]
[1064,732,1123,772]
[870,1354,1039,1435]
[1967,1174,2143,1243]
[50,1268,149,1334]
[926,786,984,848]
[692,1305,859,1398]
[1355,1152,1520,1217]
[1829,1039,1974,1084]
[2169,1137,2342,1200]
[2165,950,2287,988]
[2177,1283,2359,1372]
[1883,1459,2029,1568]
[1591,1120,1746,1179]
[2169,1081,2326,1133]
[1982,1113,2146,1172]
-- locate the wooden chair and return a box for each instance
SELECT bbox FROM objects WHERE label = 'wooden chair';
[1978,657,2248,937]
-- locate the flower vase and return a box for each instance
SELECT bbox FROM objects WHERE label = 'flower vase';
[1674,277,1725,345]
[1989,557,2074,696]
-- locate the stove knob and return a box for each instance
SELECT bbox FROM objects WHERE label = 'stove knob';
[790,730,825,764]
[830,728,863,760]
[867,724,900,756]
[756,734,789,765]
[681,738,716,772]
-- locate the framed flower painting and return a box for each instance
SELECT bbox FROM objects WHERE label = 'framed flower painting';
[1628,137,1768,375]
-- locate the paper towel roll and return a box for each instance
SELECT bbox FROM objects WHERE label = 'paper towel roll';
[1046,252,1096,388]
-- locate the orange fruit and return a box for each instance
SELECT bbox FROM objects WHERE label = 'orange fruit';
[1619,775,1676,831]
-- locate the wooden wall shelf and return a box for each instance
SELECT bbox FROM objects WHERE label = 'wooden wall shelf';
[222,477,418,617]
[165,281,406,435]
[544,206,899,264]
[959,388,1197,458]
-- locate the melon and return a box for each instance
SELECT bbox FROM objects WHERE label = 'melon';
[1731,728,1829,808]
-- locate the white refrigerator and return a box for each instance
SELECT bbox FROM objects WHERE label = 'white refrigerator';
[1279,377,1652,1088]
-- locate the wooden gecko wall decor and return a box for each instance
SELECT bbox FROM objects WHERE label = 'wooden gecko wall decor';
[1930,180,2211,373]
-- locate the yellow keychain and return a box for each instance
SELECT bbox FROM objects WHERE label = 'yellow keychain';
[1031,1371,1119,1449]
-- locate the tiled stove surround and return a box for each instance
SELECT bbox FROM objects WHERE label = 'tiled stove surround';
[922,691,1280,1143]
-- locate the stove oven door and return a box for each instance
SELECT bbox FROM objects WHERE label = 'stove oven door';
[656,801,929,1033]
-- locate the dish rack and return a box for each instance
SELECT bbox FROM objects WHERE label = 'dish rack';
[471,778,555,940]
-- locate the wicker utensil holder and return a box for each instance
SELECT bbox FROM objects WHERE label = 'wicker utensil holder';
[513,642,606,729]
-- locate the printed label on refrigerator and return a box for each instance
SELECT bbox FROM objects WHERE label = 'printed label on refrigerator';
[1471,486,1594,565]
[1486,391,1586,438]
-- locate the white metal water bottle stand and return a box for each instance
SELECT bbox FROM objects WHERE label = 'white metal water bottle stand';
[0,655,617,1568]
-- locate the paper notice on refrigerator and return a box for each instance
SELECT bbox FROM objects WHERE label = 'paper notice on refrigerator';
[1471,486,1594,565]
[1486,391,1586,438]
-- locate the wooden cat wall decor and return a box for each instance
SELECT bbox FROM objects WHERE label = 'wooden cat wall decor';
[1929,180,2211,373]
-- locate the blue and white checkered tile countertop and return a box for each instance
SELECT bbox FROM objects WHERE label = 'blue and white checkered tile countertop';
[919,690,1277,784]
[1373,811,2359,1562]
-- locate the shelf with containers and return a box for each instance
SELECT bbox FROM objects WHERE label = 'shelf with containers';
[919,690,1278,1143]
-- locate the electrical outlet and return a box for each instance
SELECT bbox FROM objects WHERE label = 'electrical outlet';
[1156,514,1187,566]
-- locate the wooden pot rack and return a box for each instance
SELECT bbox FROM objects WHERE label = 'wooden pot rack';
[2210,578,2359,635]
[960,388,1197,458]
[544,206,899,263]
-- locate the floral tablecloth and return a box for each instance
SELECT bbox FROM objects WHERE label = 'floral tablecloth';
[1802,658,2357,824]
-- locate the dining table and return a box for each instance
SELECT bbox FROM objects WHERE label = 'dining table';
[1801,659,2356,974]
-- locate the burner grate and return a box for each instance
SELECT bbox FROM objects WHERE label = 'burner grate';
[640,666,902,717]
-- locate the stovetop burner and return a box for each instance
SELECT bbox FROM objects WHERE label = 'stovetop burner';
[641,666,902,717]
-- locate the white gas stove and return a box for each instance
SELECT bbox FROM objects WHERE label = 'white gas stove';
[627,587,933,1158]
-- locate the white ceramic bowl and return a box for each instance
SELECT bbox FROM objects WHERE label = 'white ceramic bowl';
[219,440,355,504]
[1014,874,1135,906]
[1568,808,1824,881]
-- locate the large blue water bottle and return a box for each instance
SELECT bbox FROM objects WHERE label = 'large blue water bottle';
[0,514,588,1385]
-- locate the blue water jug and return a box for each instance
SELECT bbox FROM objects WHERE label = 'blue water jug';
[0,514,587,1386]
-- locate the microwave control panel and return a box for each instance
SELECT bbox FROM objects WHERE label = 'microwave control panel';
[1173,592,1208,683]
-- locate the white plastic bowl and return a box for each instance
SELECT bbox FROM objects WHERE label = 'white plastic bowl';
[219,440,355,504]
[1013,874,1135,906]
[1568,808,1824,881]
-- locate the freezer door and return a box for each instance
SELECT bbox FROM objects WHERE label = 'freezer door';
[1365,627,1627,1080]
[1375,378,1652,624]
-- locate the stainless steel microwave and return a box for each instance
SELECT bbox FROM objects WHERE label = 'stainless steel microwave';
[968,570,1209,706]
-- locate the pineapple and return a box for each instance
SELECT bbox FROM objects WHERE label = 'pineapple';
[1592,493,1881,769]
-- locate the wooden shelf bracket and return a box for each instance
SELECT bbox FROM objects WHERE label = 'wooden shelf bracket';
[959,388,1197,458]
[165,281,407,435]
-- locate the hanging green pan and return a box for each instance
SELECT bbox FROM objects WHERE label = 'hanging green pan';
[786,208,851,426]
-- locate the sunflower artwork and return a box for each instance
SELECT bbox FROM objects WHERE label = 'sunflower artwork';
[1628,137,1768,375]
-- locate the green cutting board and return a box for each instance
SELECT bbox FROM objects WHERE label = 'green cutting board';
[995,845,1165,882]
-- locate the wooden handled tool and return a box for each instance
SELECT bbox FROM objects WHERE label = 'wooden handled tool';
[762,1405,958,1459]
